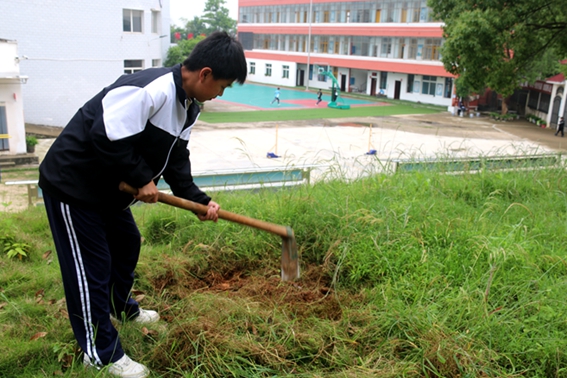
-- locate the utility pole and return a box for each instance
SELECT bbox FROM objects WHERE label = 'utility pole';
[305,0,313,91]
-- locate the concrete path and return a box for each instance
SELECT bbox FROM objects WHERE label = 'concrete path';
[31,112,561,180]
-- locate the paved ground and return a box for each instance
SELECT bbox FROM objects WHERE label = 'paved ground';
[4,103,564,213]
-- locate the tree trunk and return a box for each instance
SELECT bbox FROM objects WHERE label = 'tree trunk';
[501,100,508,115]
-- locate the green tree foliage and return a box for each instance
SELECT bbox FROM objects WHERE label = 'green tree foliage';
[428,0,567,113]
[166,0,236,66]
[185,16,208,37]
[201,0,236,36]
[164,36,206,67]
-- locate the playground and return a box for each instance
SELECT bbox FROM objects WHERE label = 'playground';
[212,83,381,110]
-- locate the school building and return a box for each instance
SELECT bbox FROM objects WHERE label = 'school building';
[236,0,455,109]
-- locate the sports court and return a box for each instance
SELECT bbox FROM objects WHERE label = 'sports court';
[215,83,380,110]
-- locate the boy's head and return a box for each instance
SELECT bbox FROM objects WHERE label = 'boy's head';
[183,31,247,84]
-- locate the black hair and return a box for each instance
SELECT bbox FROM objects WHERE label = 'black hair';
[183,31,247,84]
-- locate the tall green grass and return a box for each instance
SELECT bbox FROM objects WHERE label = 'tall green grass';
[2,165,567,377]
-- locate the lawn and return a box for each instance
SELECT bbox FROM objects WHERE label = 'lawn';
[2,162,567,377]
[199,101,445,123]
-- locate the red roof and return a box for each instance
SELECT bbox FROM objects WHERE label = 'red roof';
[547,73,565,83]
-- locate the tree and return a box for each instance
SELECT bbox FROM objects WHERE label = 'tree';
[164,36,206,67]
[428,0,567,114]
[185,16,208,37]
[166,0,236,64]
[201,0,236,36]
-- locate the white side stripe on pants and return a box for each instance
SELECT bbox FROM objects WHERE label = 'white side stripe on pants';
[60,203,102,365]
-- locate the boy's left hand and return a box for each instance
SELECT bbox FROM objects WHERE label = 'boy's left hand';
[198,200,219,222]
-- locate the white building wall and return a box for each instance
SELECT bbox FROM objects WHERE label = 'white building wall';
[0,0,170,127]
[246,58,297,88]
[0,40,26,154]
[390,72,452,106]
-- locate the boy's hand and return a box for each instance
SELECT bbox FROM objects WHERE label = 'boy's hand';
[198,200,220,222]
[135,181,159,203]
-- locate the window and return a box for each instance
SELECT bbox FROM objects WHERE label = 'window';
[123,9,143,33]
[528,91,539,109]
[411,2,420,22]
[249,62,256,74]
[323,11,330,22]
[265,63,272,77]
[152,59,161,67]
[444,78,453,98]
[407,74,414,93]
[380,72,388,90]
[413,81,420,93]
[408,39,418,59]
[538,93,550,112]
[283,65,289,79]
[398,38,406,59]
[124,60,144,74]
[421,75,437,95]
[151,10,160,34]
[380,38,391,57]
[423,39,441,60]
[0,105,8,151]
[320,37,329,53]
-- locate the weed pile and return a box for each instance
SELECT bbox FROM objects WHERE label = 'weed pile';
[2,166,567,377]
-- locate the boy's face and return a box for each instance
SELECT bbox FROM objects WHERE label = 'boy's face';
[193,68,234,103]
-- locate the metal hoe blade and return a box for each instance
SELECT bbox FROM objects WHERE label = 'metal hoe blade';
[281,226,300,281]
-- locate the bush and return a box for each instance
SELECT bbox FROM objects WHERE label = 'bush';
[25,136,38,146]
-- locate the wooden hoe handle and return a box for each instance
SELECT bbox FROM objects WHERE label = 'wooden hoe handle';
[119,182,291,238]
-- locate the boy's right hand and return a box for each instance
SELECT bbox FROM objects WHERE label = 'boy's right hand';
[135,181,159,203]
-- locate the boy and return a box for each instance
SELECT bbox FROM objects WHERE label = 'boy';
[39,31,247,377]
[316,89,322,105]
[271,87,281,105]
[555,116,565,137]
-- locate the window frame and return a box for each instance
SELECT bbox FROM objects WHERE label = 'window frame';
[124,59,144,74]
[282,65,290,79]
[123,9,143,33]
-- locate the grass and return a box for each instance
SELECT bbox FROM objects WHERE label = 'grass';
[199,100,445,124]
[2,160,567,377]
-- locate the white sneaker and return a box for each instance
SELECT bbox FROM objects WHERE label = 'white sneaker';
[111,308,160,324]
[84,354,149,377]
[134,308,160,324]
[109,354,149,378]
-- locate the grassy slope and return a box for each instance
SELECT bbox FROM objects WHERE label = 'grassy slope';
[2,165,567,377]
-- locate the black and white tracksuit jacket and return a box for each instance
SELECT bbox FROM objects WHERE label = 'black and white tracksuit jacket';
[39,64,210,210]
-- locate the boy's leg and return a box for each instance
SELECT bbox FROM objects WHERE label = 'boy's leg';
[104,209,142,319]
[43,193,124,365]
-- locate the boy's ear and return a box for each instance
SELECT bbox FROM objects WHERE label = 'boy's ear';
[199,67,213,81]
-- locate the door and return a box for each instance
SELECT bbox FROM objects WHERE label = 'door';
[394,80,401,100]
[340,75,347,92]
[0,106,8,151]
[550,96,561,127]
[297,70,305,86]
[370,78,377,96]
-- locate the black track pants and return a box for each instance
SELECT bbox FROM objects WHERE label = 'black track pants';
[43,192,141,365]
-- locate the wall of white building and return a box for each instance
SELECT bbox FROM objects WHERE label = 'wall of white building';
[0,0,170,127]
[389,72,452,106]
[246,58,298,88]
[246,56,453,107]
[0,40,27,155]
